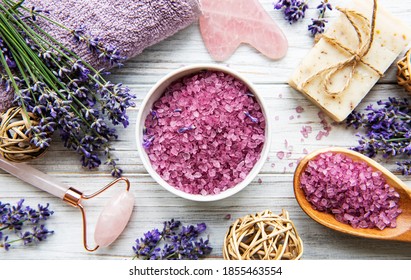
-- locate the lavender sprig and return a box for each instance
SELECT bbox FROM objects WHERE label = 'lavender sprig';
[274,0,309,24]
[0,199,54,251]
[308,0,332,36]
[132,219,212,260]
[347,97,411,175]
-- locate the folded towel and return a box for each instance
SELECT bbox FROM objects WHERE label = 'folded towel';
[0,0,200,112]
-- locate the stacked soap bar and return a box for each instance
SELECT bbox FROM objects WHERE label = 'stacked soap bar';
[289,0,411,122]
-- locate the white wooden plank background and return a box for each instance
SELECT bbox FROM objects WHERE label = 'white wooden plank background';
[1,0,411,259]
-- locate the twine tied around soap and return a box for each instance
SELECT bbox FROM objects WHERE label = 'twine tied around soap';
[302,0,383,96]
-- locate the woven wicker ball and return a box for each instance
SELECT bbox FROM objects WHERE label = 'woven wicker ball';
[397,49,411,92]
[0,107,47,162]
[223,209,303,260]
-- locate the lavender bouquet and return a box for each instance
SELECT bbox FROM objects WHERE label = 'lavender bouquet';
[0,0,135,176]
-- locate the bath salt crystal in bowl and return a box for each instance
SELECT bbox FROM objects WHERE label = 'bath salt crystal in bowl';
[136,65,270,201]
[300,152,402,230]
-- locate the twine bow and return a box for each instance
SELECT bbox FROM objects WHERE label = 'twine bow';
[302,0,383,96]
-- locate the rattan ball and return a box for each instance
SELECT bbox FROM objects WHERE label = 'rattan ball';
[397,49,411,92]
[0,107,47,162]
[223,209,303,260]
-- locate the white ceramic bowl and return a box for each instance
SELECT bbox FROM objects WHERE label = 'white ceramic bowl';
[136,64,271,201]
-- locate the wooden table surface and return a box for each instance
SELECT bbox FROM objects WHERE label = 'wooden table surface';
[1,0,411,260]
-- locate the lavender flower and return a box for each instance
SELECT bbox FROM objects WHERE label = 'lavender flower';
[347,97,411,175]
[132,220,212,260]
[308,1,332,36]
[274,0,309,24]
[0,199,54,250]
[19,225,54,245]
[308,18,328,35]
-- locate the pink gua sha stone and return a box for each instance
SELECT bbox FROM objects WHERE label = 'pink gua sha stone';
[199,0,288,61]
[94,190,135,247]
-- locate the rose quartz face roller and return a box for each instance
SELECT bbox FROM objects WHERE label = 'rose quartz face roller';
[0,158,134,252]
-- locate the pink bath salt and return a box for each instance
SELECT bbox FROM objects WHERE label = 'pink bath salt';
[277,151,285,160]
[300,152,402,230]
[300,125,312,138]
[296,106,304,113]
[143,70,265,195]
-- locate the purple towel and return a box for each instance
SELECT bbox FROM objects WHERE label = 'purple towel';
[0,0,200,113]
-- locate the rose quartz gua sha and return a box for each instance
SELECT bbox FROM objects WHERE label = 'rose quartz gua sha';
[0,157,134,251]
[199,0,288,61]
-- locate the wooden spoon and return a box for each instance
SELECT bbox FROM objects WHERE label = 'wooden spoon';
[293,147,411,242]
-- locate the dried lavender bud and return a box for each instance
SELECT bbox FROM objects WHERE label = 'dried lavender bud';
[244,111,259,123]
[0,234,11,251]
[142,135,155,149]
[177,124,196,134]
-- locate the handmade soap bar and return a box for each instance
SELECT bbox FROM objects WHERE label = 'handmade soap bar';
[289,0,411,122]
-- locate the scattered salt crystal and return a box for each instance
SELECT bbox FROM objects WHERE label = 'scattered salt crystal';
[300,126,312,138]
[277,151,285,160]
[300,152,402,230]
[296,106,304,113]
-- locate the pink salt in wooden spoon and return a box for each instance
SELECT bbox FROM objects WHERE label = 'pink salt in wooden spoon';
[0,158,134,251]
[293,147,411,242]
[199,0,288,61]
